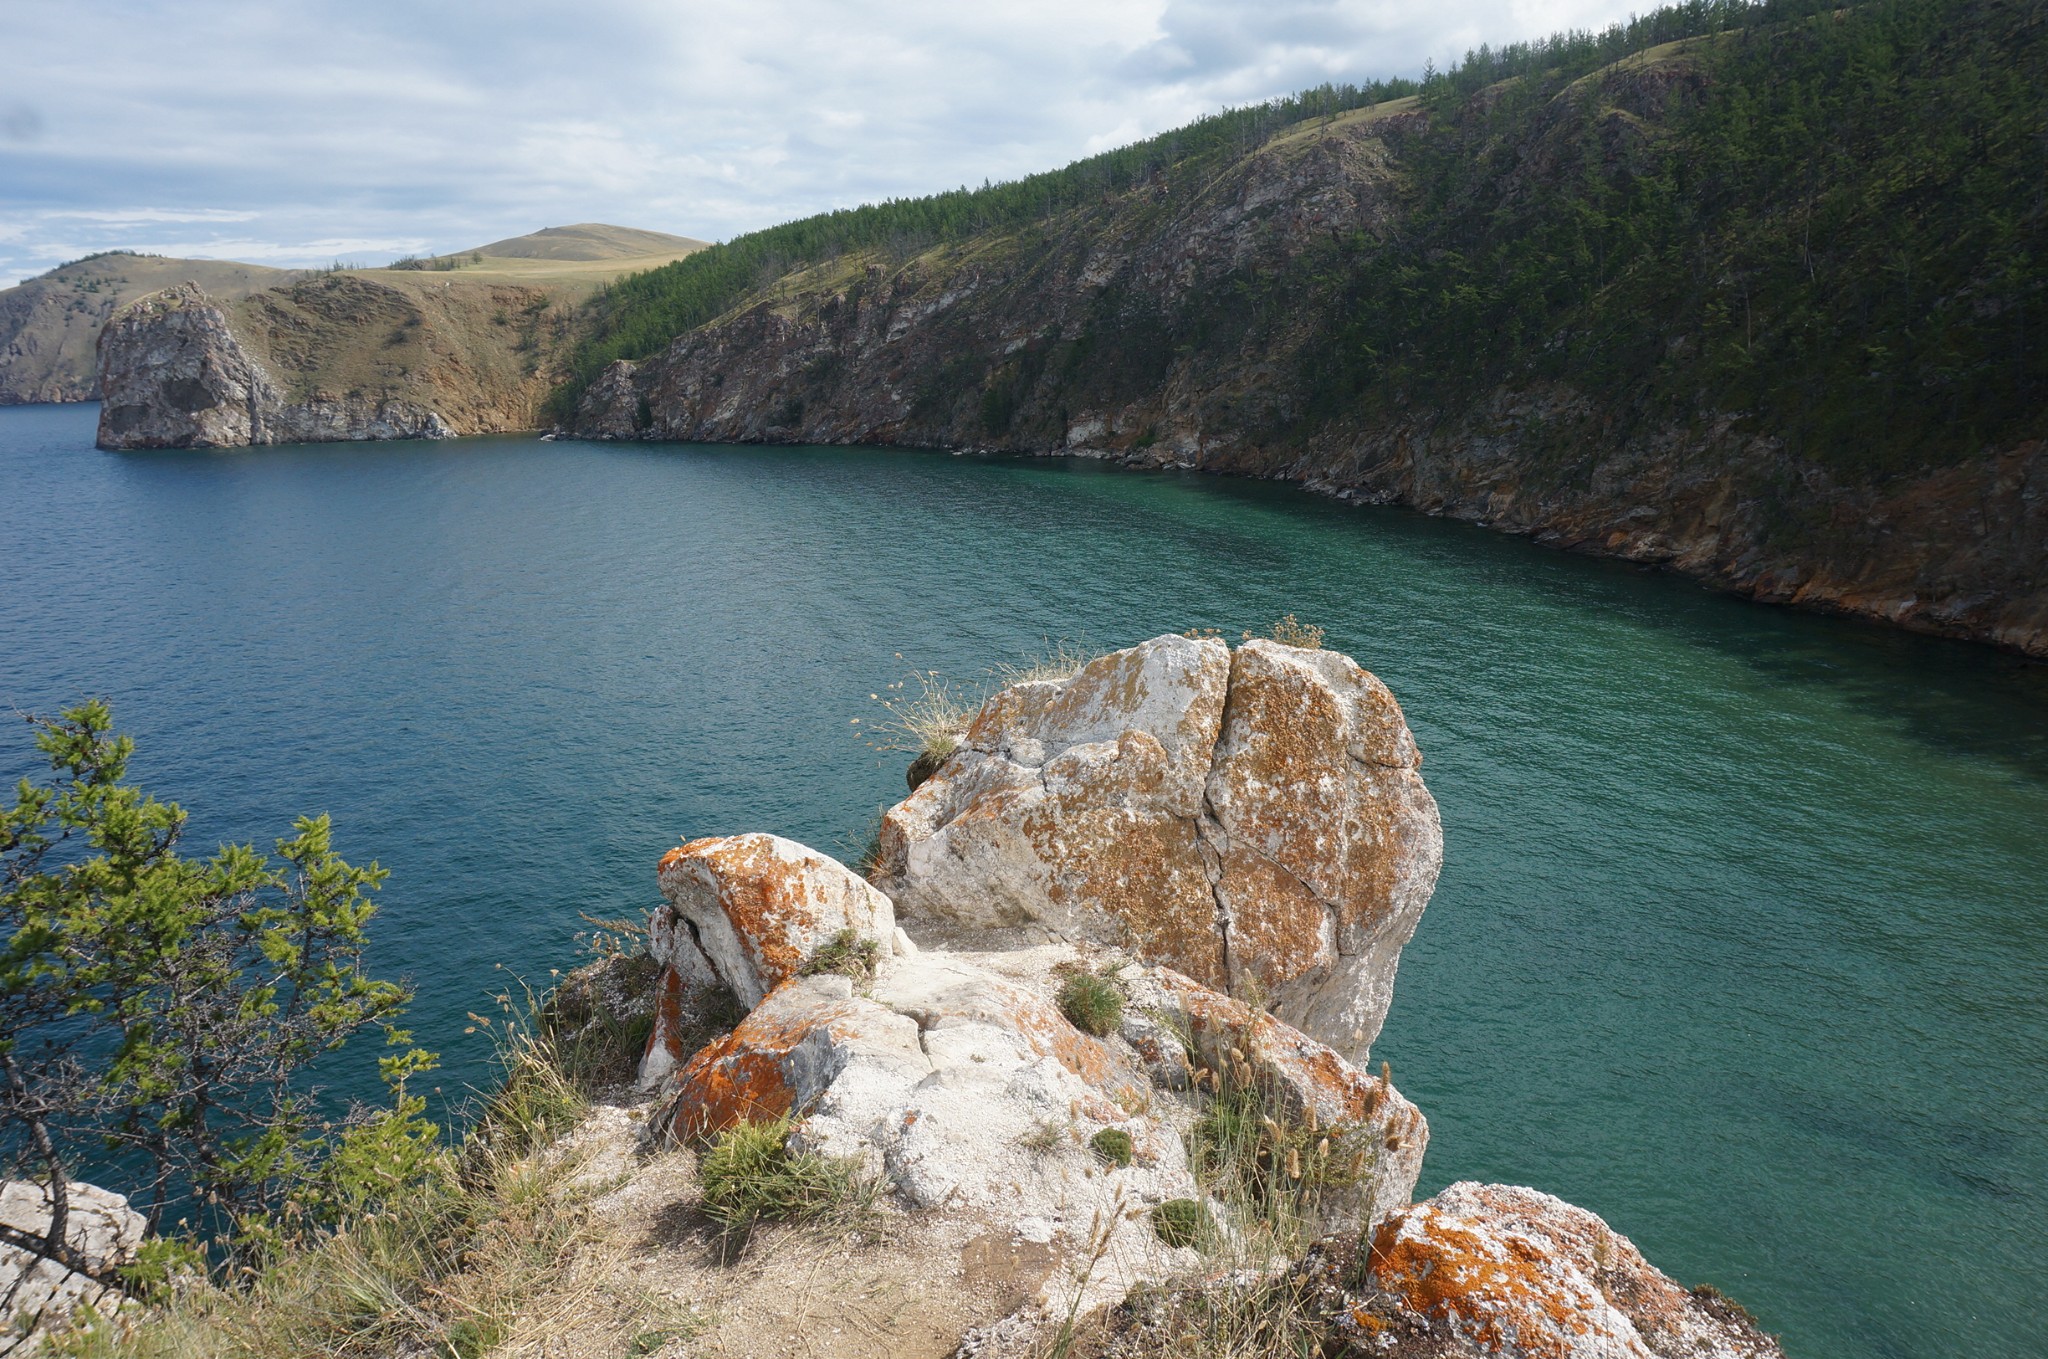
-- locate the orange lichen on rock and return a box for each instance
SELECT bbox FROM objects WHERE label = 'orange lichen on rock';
[1328,1183,1784,1359]
[655,832,895,1008]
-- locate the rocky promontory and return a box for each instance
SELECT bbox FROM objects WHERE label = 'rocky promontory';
[7,634,1783,1357]
[594,634,1781,1358]
[93,272,581,450]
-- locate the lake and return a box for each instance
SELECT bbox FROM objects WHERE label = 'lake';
[2,401,2043,1357]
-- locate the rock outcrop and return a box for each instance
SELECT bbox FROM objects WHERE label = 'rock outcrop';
[1294,1181,1782,1358]
[93,272,586,450]
[877,634,1442,1062]
[592,634,1778,1356]
[0,1179,145,1348]
[95,284,455,449]
[641,830,1429,1313]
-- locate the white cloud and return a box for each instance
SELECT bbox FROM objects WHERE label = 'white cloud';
[0,0,1645,287]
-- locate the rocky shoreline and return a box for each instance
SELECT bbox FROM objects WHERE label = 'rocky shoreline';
[6,632,1786,1357]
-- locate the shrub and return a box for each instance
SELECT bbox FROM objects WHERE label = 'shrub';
[1,702,436,1267]
[1089,1128,1135,1168]
[697,1117,868,1240]
[1151,1198,1213,1249]
[1057,974,1123,1036]
[800,928,881,982]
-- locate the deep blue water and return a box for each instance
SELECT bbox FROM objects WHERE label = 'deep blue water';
[2,402,2044,1358]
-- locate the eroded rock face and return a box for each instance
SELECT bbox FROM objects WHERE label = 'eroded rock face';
[878,635,1442,1060]
[653,833,896,1011]
[96,283,462,450]
[0,1179,146,1346]
[1300,1181,1783,1358]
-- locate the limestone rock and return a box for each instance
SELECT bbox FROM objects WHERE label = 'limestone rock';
[95,284,277,448]
[1206,640,1443,1052]
[658,952,1198,1308]
[880,634,1232,982]
[653,833,896,1010]
[0,1180,145,1346]
[1123,964,1428,1228]
[1300,1181,1783,1358]
[878,635,1442,1060]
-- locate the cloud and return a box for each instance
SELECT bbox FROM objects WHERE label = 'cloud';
[0,0,1643,287]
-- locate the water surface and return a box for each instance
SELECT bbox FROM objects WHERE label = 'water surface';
[2,403,2043,1358]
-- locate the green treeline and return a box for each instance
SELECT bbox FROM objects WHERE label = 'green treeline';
[562,0,2044,478]
[561,79,1417,391]
[1331,0,2046,475]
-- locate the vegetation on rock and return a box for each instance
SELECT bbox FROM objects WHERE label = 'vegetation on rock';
[1057,973,1125,1038]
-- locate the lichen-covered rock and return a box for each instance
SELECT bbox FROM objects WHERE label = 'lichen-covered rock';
[877,634,1442,1061]
[0,1179,146,1347]
[1206,640,1443,1052]
[658,952,1199,1309]
[1124,964,1428,1227]
[1300,1181,1783,1358]
[654,833,896,1009]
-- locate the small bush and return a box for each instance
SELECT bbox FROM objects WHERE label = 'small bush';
[800,928,881,982]
[698,1117,868,1240]
[1250,614,1325,649]
[1152,1198,1213,1249]
[1058,974,1123,1036]
[1090,1128,1135,1168]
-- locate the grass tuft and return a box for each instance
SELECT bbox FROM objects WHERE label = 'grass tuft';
[1056,974,1123,1037]
[1088,1128,1135,1168]
[799,928,881,983]
[1150,1199,1214,1250]
[697,1117,872,1245]
[993,639,1095,688]
[1246,614,1325,649]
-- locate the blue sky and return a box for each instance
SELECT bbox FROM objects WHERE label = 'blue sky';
[0,0,1636,288]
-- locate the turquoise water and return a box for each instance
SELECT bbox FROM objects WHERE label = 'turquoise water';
[1,402,2043,1356]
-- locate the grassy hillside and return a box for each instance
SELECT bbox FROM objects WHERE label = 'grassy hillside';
[563,0,2046,482]
[0,226,708,406]
[0,254,294,403]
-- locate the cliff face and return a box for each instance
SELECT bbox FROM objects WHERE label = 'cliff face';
[570,65,2046,658]
[96,273,577,449]
[0,256,291,405]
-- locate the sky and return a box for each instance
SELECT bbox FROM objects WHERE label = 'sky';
[0,0,1640,288]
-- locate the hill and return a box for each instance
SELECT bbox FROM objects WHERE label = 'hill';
[0,254,294,404]
[563,0,2046,657]
[470,223,708,261]
[1,225,707,406]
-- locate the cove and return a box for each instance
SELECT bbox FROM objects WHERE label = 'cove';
[1,401,2044,1358]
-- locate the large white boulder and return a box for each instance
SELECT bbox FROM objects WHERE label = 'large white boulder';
[877,635,1442,1060]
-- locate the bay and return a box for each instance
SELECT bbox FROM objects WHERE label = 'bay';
[2,402,2043,1357]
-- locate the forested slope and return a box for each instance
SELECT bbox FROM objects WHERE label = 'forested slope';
[565,0,2046,655]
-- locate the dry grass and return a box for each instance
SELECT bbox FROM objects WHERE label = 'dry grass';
[864,669,978,762]
[993,639,1095,688]
[49,997,602,1359]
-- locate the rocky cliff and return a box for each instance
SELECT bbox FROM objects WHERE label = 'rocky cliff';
[568,0,2046,659]
[0,254,293,406]
[95,275,576,449]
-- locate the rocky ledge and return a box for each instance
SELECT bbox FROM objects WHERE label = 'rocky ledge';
[614,634,1782,1358]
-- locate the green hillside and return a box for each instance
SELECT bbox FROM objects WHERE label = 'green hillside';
[563,0,2046,481]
